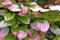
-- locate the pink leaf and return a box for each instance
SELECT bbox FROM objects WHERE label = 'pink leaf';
[29,35,41,40]
[44,38,48,40]
[21,5,28,14]
[13,32,18,36]
[34,35,41,40]
[26,29,33,37]
[8,4,20,12]
[2,0,12,5]
[29,38,34,40]
[30,22,39,31]
[0,28,9,39]
[0,38,1,40]
[17,31,27,40]
[37,20,50,34]
[18,11,25,16]
[18,5,28,16]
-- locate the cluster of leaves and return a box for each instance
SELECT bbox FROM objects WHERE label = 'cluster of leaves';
[0,0,60,40]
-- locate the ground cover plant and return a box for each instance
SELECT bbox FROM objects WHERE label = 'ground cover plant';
[0,0,60,40]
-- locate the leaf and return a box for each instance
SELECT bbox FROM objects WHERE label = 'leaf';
[34,19,45,23]
[32,30,38,38]
[53,13,60,22]
[48,0,54,4]
[43,12,51,21]
[11,0,17,4]
[43,12,58,22]
[51,23,58,29]
[4,12,15,21]
[54,35,60,40]
[40,34,45,40]
[10,27,19,32]
[26,0,32,5]
[0,9,6,16]
[19,24,28,31]
[0,9,6,13]
[29,4,36,8]
[6,19,16,25]
[56,21,60,27]
[11,24,28,32]
[4,33,16,40]
[36,0,46,5]
[0,3,2,8]
[17,15,28,24]
[21,0,32,5]
[29,12,37,18]
[0,16,4,21]
[12,23,19,28]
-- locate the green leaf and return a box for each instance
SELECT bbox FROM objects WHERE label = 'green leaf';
[6,19,16,25]
[11,27,19,32]
[48,0,54,4]
[4,12,15,21]
[54,35,60,40]
[29,4,36,8]
[53,16,60,22]
[56,22,60,27]
[11,0,17,4]
[12,23,19,28]
[21,0,32,5]
[0,16,4,20]
[36,0,54,5]
[51,23,58,29]
[0,9,6,13]
[17,15,28,24]
[40,34,45,40]
[11,24,28,32]
[43,12,51,21]
[4,33,16,40]
[32,30,38,38]
[36,0,46,5]
[43,12,58,22]
[19,24,28,31]
[34,19,45,23]
[0,3,2,8]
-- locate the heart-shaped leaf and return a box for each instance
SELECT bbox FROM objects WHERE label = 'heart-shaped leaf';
[37,20,50,33]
